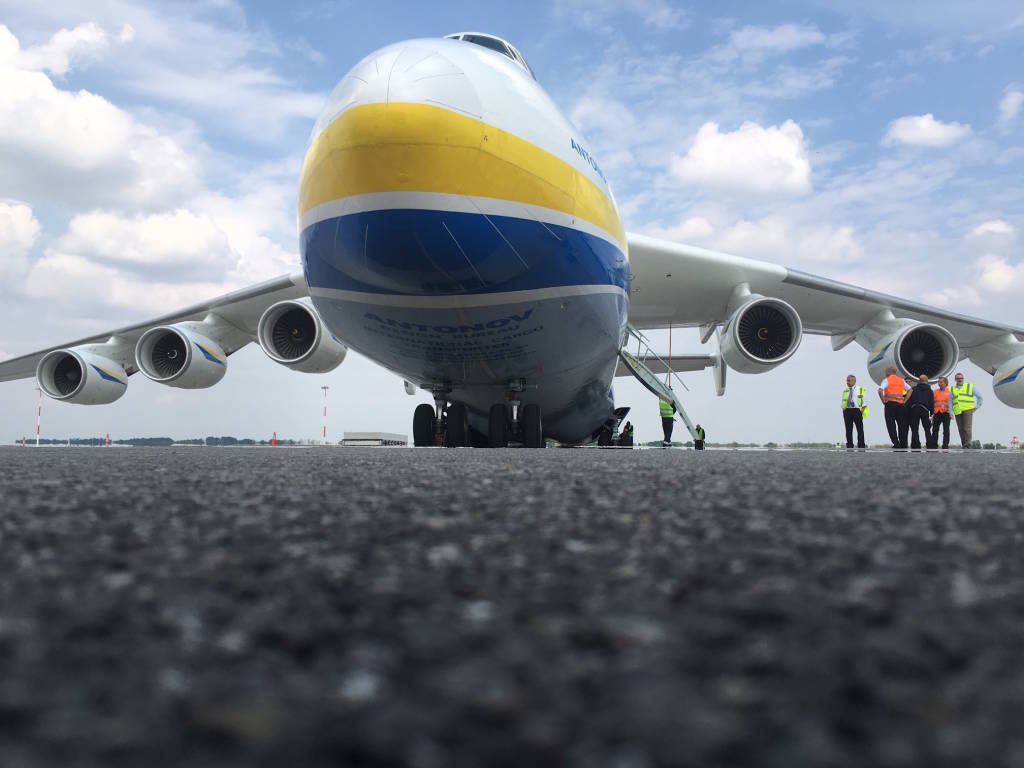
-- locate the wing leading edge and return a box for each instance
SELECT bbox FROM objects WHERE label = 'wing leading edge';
[626,232,1024,394]
[0,272,308,383]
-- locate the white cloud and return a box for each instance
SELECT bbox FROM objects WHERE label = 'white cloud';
[976,254,1024,293]
[642,216,715,242]
[55,210,234,275]
[553,0,690,31]
[969,219,1015,237]
[998,88,1024,127]
[671,120,812,196]
[0,201,40,280]
[882,113,972,147]
[727,23,826,56]
[0,21,134,76]
[24,251,229,314]
[0,56,199,208]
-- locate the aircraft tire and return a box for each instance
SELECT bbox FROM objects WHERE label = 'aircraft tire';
[597,426,612,446]
[412,404,436,447]
[523,403,543,448]
[445,402,470,447]
[488,404,508,448]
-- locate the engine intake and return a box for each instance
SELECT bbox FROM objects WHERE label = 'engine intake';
[720,297,803,373]
[37,348,128,405]
[258,299,347,373]
[135,325,228,389]
[866,323,958,383]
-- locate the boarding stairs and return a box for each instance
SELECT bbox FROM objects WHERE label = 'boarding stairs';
[617,326,708,441]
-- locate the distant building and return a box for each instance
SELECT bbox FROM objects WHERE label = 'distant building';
[341,432,408,447]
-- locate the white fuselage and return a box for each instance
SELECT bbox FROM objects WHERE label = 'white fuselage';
[298,38,629,442]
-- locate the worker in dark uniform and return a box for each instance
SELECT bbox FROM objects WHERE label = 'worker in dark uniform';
[877,366,909,448]
[905,374,934,449]
[619,421,634,447]
[694,424,706,450]
[659,395,675,447]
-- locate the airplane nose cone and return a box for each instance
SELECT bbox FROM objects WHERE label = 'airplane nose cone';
[310,43,483,138]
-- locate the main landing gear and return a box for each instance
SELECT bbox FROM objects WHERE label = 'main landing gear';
[412,383,543,448]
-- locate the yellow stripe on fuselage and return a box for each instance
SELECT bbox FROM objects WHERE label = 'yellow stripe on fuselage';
[298,102,626,250]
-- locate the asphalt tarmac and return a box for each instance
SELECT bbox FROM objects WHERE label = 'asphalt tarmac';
[2,446,1024,767]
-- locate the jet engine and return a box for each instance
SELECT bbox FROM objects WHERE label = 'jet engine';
[135,324,228,389]
[257,299,347,373]
[719,297,803,373]
[37,348,128,405]
[992,355,1024,408]
[866,323,958,383]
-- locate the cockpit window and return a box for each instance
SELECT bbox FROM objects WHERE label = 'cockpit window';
[444,32,535,80]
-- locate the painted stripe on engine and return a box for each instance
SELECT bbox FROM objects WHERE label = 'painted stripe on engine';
[994,365,1024,387]
[194,343,225,365]
[90,364,127,386]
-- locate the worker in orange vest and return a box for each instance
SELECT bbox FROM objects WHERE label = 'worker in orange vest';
[929,376,952,449]
[877,366,909,449]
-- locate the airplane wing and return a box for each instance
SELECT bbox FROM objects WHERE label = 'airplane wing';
[626,232,1024,403]
[0,272,314,391]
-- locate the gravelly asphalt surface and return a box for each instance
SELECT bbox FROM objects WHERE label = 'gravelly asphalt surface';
[2,446,1024,767]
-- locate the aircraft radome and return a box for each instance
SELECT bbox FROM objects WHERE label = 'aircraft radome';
[3,32,1024,447]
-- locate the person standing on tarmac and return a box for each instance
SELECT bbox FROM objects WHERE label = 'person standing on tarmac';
[905,374,934,449]
[694,424,706,450]
[841,374,868,449]
[930,376,952,449]
[951,372,976,448]
[878,367,910,448]
[659,395,676,447]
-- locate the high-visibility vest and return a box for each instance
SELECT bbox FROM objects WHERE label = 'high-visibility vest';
[842,386,865,408]
[883,374,906,403]
[951,383,974,415]
[933,388,950,414]
[659,398,675,418]
[696,427,705,440]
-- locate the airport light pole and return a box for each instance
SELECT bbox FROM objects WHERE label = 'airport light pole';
[321,385,330,444]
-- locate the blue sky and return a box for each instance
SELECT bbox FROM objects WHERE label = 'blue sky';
[0,0,1022,444]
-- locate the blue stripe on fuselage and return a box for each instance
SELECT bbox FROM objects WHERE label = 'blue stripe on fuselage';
[301,208,629,296]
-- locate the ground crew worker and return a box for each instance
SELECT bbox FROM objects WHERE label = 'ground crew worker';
[841,374,868,449]
[694,424,706,450]
[930,376,951,449]
[619,421,634,447]
[905,374,934,449]
[877,366,909,448]
[951,372,976,448]
[659,395,675,447]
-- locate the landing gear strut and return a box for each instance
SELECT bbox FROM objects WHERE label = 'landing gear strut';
[485,379,542,448]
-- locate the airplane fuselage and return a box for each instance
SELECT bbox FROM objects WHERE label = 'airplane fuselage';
[298,37,628,442]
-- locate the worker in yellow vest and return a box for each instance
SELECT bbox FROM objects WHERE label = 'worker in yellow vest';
[877,366,909,448]
[929,376,951,449]
[951,372,976,448]
[659,394,676,447]
[841,374,868,449]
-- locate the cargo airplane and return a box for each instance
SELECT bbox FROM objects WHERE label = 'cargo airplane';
[3,32,1024,447]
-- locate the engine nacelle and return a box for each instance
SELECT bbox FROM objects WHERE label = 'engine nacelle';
[257,298,347,373]
[719,297,803,373]
[992,355,1024,408]
[866,323,958,383]
[135,324,227,389]
[37,348,128,405]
